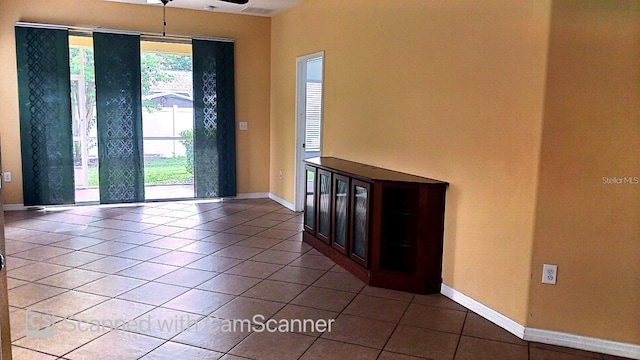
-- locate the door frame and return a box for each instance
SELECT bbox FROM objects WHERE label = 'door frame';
[0,140,13,360]
[294,51,325,212]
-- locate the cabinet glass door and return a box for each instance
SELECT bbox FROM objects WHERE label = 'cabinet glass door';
[350,179,370,266]
[304,166,316,233]
[317,169,332,244]
[332,174,349,254]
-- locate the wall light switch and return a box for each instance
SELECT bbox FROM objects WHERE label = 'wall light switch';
[3,172,11,182]
[239,122,248,131]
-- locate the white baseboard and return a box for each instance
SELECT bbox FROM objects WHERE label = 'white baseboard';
[525,328,640,359]
[441,284,640,359]
[440,284,525,338]
[268,193,295,211]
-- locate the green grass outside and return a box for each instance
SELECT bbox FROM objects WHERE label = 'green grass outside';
[87,157,193,187]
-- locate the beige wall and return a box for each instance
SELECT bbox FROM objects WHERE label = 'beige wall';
[530,0,640,343]
[0,0,271,204]
[271,0,551,324]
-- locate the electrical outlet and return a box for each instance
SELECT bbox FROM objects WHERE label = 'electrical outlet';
[3,172,11,182]
[542,264,558,284]
[279,170,283,179]
[239,122,248,131]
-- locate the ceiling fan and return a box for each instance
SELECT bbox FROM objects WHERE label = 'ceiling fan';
[149,0,250,36]
[147,0,249,5]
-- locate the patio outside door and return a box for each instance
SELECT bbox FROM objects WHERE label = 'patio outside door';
[295,52,324,211]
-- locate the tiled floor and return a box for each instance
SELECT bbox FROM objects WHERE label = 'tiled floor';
[3,198,631,360]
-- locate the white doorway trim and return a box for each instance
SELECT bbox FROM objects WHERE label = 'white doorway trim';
[294,51,325,212]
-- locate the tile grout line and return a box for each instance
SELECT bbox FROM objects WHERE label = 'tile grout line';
[372,287,416,360]
[452,310,470,359]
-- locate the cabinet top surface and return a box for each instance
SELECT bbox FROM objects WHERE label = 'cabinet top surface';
[305,157,448,185]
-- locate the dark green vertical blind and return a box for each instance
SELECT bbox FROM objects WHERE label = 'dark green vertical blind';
[15,26,75,206]
[192,40,237,198]
[93,32,145,204]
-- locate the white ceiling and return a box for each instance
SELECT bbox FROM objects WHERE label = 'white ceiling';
[104,0,304,17]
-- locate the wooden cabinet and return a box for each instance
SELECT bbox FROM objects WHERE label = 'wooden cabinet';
[303,157,448,294]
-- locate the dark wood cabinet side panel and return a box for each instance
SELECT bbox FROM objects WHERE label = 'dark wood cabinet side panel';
[370,182,384,272]
[369,271,442,294]
[415,184,430,278]
[421,184,447,277]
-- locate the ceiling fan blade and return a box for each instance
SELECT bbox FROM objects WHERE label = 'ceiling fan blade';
[219,0,249,4]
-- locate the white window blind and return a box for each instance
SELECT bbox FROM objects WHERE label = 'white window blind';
[305,81,322,152]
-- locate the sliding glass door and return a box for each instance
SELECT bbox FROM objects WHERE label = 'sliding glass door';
[16,25,237,206]
[70,43,99,202]
[140,43,195,200]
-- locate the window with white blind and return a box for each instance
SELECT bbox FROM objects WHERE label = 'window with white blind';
[304,57,323,153]
[305,81,322,152]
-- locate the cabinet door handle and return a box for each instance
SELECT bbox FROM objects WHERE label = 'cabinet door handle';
[0,254,5,271]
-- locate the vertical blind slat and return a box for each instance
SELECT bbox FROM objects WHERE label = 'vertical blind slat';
[16,26,75,206]
[93,32,145,204]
